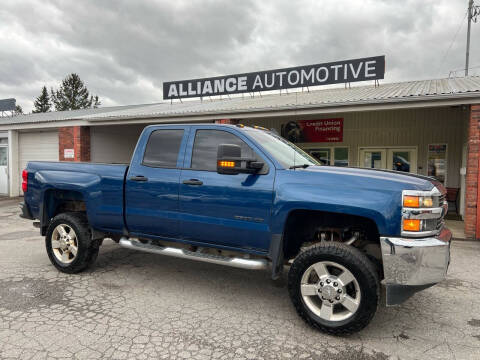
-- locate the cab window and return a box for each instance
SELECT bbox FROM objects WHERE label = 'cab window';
[143,129,184,168]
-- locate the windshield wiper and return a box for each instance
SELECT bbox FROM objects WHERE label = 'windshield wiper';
[289,164,311,169]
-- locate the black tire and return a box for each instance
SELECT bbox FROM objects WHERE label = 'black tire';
[288,242,379,335]
[45,212,99,274]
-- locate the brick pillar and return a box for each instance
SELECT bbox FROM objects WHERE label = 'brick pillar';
[59,126,90,162]
[465,105,480,239]
[59,127,74,161]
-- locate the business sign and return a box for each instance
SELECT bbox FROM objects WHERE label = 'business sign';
[163,55,385,100]
[428,144,447,185]
[0,98,16,112]
[64,149,74,159]
[281,119,343,143]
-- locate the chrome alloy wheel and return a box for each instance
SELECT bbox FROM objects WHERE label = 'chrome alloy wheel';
[51,224,78,264]
[300,261,361,322]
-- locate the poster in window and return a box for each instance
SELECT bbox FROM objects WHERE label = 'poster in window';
[281,119,343,143]
[427,144,447,185]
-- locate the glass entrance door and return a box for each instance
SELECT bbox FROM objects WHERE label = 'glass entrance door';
[0,147,7,195]
[389,149,417,173]
[359,147,417,173]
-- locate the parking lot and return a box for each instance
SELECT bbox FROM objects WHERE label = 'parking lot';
[0,198,479,360]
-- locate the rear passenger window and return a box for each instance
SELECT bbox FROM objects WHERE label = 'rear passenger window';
[191,130,256,171]
[143,130,184,168]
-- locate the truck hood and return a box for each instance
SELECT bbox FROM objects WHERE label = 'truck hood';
[294,166,436,192]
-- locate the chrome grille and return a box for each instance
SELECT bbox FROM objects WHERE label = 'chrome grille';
[435,193,447,231]
[436,218,445,230]
[438,194,446,207]
[423,218,444,231]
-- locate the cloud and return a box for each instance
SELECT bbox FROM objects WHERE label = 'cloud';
[0,0,479,112]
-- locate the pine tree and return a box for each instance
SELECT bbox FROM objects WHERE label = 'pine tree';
[51,73,100,111]
[14,105,23,115]
[32,86,51,113]
[91,95,101,109]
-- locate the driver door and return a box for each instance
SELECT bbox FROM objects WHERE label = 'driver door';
[179,127,275,253]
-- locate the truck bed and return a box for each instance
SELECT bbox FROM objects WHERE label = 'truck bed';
[25,161,129,234]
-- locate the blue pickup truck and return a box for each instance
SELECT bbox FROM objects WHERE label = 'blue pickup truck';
[20,124,451,335]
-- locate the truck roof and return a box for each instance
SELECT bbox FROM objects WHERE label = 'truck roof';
[144,123,270,131]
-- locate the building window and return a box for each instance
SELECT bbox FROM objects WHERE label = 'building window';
[308,147,349,166]
[0,147,6,166]
[333,147,349,167]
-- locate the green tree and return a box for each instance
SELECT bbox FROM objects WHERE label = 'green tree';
[32,86,51,113]
[92,95,101,108]
[51,73,100,111]
[14,105,23,115]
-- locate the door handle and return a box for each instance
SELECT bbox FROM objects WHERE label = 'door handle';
[183,179,203,186]
[130,175,148,182]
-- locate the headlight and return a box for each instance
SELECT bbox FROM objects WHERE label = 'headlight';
[401,188,446,237]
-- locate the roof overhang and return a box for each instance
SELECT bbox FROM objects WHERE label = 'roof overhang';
[1,93,479,131]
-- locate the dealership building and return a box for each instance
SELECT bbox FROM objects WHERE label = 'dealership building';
[1,75,480,239]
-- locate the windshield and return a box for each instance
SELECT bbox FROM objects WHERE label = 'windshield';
[246,129,320,168]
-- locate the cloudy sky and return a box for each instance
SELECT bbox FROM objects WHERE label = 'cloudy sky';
[1,0,479,112]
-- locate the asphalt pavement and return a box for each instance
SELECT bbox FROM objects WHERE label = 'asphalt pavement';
[0,197,479,359]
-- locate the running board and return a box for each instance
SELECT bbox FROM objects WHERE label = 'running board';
[119,237,268,271]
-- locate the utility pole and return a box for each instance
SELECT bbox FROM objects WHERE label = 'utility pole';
[466,0,480,75]
[466,0,474,76]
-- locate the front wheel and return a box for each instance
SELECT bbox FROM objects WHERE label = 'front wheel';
[288,242,379,335]
[45,212,99,274]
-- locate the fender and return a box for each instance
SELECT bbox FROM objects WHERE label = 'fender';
[35,170,101,228]
[268,176,402,280]
[30,167,126,234]
[271,183,400,236]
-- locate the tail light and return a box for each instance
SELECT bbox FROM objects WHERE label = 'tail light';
[22,170,28,193]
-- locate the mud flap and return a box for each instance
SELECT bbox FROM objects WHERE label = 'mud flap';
[269,234,284,280]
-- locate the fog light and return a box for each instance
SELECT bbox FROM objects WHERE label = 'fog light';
[403,219,421,232]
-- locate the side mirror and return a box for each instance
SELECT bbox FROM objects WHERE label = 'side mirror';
[217,144,264,175]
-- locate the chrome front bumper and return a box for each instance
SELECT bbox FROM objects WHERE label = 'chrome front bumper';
[380,227,451,305]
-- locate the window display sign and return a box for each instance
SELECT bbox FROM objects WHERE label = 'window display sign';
[281,119,343,143]
[427,144,447,185]
[64,149,74,159]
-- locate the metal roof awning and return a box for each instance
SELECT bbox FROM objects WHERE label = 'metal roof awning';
[1,76,480,130]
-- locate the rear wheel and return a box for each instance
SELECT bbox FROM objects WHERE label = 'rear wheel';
[46,212,99,273]
[288,242,379,335]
